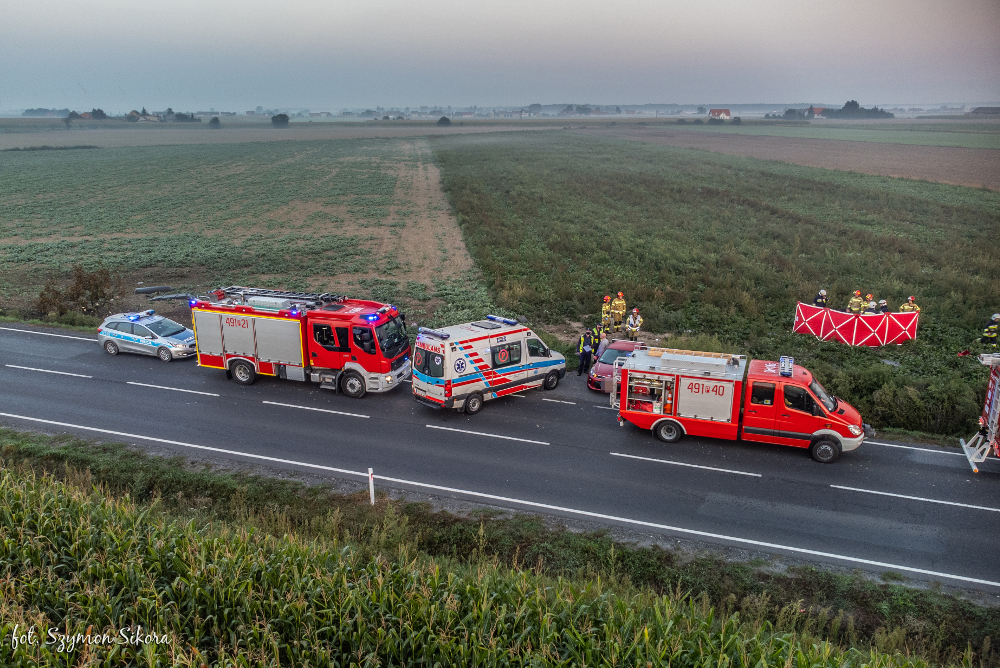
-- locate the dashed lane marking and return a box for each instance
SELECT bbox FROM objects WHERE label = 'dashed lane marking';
[126,381,219,397]
[0,326,97,343]
[611,452,761,477]
[594,405,616,410]
[542,398,576,405]
[262,400,369,419]
[5,364,92,379]
[0,411,995,589]
[866,441,964,457]
[831,485,998,512]
[427,424,549,445]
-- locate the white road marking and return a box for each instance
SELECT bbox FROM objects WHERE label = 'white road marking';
[5,364,92,379]
[262,400,369,419]
[426,424,549,445]
[542,398,576,405]
[126,381,219,397]
[511,394,526,398]
[867,441,964,457]
[831,485,999,512]
[594,405,616,410]
[0,326,97,343]
[0,410,995,589]
[611,452,761,477]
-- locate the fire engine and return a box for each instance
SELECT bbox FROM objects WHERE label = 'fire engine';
[960,353,1000,473]
[189,286,411,397]
[613,347,874,463]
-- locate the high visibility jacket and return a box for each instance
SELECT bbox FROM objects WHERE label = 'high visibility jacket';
[611,298,627,318]
[601,303,612,320]
[899,302,921,312]
[578,333,594,354]
[983,321,999,340]
[590,325,602,342]
[625,315,643,332]
[847,296,864,314]
[813,293,827,308]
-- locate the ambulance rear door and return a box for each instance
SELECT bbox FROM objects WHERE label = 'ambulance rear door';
[488,332,526,393]
[413,340,447,403]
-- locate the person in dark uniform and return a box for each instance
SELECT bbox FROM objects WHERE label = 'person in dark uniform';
[813,289,828,308]
[577,329,595,375]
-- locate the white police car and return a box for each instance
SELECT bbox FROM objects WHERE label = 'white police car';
[98,310,196,362]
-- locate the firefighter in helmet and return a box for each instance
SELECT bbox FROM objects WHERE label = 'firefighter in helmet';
[625,308,643,341]
[610,292,627,332]
[847,290,864,314]
[877,299,889,314]
[899,296,921,313]
[982,313,999,346]
[813,289,828,308]
[601,295,613,333]
[864,294,875,310]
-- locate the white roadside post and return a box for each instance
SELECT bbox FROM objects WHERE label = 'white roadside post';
[368,468,375,505]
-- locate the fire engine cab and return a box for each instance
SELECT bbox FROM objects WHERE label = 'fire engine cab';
[613,348,874,463]
[960,353,1000,473]
[189,286,411,397]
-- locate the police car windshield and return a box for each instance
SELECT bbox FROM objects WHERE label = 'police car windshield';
[599,348,628,364]
[375,317,408,359]
[145,318,186,338]
[809,379,837,412]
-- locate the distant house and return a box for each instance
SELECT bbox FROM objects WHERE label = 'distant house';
[454,111,474,118]
[709,109,731,120]
[79,112,92,120]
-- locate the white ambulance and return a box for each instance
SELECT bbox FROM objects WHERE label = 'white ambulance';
[411,315,567,414]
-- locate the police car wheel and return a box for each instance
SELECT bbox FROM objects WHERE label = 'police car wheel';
[341,372,366,399]
[654,420,683,443]
[543,371,560,391]
[464,392,484,415]
[810,439,841,464]
[230,360,256,386]
[103,340,119,356]
[157,347,173,362]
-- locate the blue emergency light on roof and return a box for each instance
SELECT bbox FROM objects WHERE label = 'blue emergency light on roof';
[779,356,794,377]
[486,315,519,326]
[418,327,450,340]
[364,314,379,321]
[189,299,198,307]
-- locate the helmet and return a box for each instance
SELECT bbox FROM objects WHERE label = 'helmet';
[879,300,887,306]
[993,313,1000,320]
[908,296,915,301]
[819,289,826,296]
[854,290,861,296]
[865,294,873,301]
[617,291,624,298]
[604,295,611,302]
[632,308,639,314]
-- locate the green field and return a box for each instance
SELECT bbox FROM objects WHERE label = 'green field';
[434,131,1000,435]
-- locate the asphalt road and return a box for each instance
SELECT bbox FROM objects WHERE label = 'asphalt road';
[2,324,998,591]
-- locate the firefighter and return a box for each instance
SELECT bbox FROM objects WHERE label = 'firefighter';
[982,314,1000,346]
[899,296,921,313]
[577,329,595,376]
[863,300,881,315]
[847,290,864,314]
[601,295,613,332]
[864,294,875,310]
[624,308,643,341]
[813,289,828,308]
[610,292,627,332]
[877,299,889,314]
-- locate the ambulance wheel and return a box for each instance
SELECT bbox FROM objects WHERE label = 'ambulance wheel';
[341,372,366,399]
[230,360,257,386]
[653,420,683,444]
[464,392,484,415]
[157,347,173,362]
[810,439,841,464]
[543,371,560,390]
[103,340,119,356]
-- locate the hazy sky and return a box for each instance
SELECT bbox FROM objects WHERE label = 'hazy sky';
[2,0,998,112]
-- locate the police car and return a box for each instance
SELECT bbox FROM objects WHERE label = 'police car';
[98,310,196,362]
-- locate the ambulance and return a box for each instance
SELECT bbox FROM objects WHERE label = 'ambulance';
[411,315,566,414]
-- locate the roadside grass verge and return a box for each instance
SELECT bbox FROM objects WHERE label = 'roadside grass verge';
[432,131,1000,436]
[1,427,995,666]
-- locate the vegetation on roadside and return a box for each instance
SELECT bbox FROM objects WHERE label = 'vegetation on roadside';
[0,428,996,666]
[433,131,1000,435]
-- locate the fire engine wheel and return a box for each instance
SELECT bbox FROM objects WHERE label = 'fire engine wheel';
[464,392,484,415]
[103,340,119,356]
[653,420,683,444]
[230,360,257,386]
[543,371,560,391]
[157,347,173,362]
[341,372,367,399]
[810,439,841,464]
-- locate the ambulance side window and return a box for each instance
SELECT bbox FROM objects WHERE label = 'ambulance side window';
[526,338,548,358]
[783,385,817,414]
[750,382,775,406]
[491,342,521,368]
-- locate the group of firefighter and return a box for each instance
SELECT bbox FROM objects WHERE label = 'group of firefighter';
[812,289,999,346]
[576,292,642,375]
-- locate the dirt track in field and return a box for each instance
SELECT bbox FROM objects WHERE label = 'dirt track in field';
[574,127,1000,191]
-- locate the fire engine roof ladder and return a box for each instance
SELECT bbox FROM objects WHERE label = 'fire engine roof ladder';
[217,286,346,306]
[959,353,1000,473]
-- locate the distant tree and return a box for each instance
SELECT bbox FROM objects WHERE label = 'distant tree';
[615,106,622,114]
[271,113,290,127]
[806,105,815,119]
[67,111,81,120]
[90,108,107,120]
[676,118,687,124]
[141,107,148,115]
[575,105,592,115]
[62,117,73,129]
[823,100,893,119]
[382,115,390,120]
[731,117,742,125]
[209,116,221,128]
[528,103,542,114]
[562,105,574,115]
[697,106,707,114]
[783,108,799,120]
[692,119,703,124]
[707,117,723,125]
[436,116,451,126]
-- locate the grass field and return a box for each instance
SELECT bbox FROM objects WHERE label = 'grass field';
[433,131,1000,435]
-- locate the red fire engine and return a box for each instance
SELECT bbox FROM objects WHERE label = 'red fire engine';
[189,287,411,397]
[960,353,1000,473]
[613,347,873,463]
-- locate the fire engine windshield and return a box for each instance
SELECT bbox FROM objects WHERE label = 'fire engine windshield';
[809,379,837,412]
[413,346,444,378]
[375,318,408,359]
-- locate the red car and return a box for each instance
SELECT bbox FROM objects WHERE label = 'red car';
[587,339,644,391]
